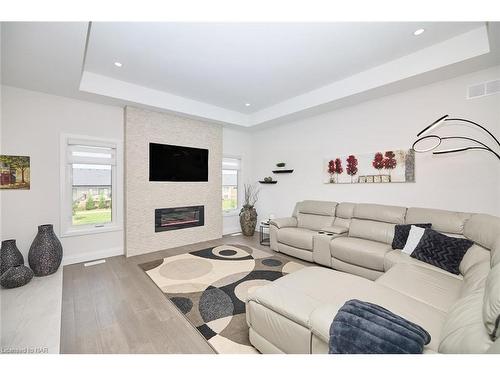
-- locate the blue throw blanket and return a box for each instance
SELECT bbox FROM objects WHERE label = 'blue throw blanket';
[329,299,431,354]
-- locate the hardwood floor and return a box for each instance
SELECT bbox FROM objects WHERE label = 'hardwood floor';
[60,234,308,354]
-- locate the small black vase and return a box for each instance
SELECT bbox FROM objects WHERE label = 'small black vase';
[28,224,63,276]
[0,239,24,275]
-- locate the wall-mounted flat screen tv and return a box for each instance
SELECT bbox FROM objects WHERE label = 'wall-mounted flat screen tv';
[149,143,209,182]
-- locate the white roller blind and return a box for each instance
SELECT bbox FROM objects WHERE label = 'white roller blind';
[222,157,241,170]
[67,144,116,165]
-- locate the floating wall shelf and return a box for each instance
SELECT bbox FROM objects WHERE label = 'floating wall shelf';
[272,169,294,174]
[258,181,278,184]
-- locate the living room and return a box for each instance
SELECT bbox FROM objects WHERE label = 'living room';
[1,1,500,373]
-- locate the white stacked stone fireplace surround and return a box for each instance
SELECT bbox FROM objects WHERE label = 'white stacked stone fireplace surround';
[124,106,222,257]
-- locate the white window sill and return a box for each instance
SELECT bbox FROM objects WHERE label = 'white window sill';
[60,225,123,238]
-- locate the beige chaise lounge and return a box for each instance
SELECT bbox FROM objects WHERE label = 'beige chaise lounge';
[246,201,500,354]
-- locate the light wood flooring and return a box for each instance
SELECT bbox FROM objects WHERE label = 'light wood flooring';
[60,234,309,354]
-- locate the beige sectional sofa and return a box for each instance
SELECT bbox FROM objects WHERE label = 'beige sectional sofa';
[246,200,500,354]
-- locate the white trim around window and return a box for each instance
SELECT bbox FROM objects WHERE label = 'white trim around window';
[60,134,123,238]
[222,155,242,216]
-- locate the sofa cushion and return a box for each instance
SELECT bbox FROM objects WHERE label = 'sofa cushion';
[331,237,392,271]
[297,213,335,231]
[459,244,491,275]
[375,263,462,312]
[298,200,337,216]
[492,239,500,268]
[277,243,314,262]
[278,227,315,250]
[439,289,492,353]
[383,250,463,279]
[247,267,354,327]
[406,207,471,235]
[460,261,490,298]
[304,273,446,352]
[411,229,473,275]
[354,203,406,224]
[483,263,500,340]
[463,213,500,250]
[349,219,396,244]
[335,202,356,219]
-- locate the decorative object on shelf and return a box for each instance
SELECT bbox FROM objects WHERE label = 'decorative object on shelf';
[0,265,34,289]
[0,239,24,275]
[272,162,293,174]
[412,115,500,161]
[28,224,63,276]
[0,155,30,190]
[239,184,260,236]
[324,149,415,184]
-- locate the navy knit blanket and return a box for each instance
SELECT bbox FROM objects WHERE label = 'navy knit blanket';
[329,299,431,354]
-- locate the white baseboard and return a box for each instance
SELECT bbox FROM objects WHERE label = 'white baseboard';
[62,246,124,266]
[223,227,242,235]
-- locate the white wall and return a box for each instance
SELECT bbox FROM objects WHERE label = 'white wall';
[251,66,500,220]
[222,127,254,234]
[0,86,124,264]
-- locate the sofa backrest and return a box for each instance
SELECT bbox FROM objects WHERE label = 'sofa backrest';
[405,207,471,235]
[296,200,337,231]
[348,203,406,244]
[438,214,500,353]
[333,202,356,229]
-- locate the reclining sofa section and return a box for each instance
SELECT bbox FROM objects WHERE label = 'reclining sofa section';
[246,200,500,354]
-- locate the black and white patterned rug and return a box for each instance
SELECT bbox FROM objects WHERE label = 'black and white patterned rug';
[139,244,305,353]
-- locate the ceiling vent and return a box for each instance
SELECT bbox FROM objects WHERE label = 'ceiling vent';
[467,79,500,99]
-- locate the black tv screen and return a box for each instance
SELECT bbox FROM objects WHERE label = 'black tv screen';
[149,143,209,182]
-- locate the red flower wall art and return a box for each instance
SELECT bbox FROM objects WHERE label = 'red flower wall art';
[324,149,414,184]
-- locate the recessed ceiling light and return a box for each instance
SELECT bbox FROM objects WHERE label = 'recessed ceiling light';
[413,28,425,36]
[114,62,123,67]
[245,103,251,107]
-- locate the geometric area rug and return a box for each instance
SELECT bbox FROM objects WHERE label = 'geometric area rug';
[139,244,306,354]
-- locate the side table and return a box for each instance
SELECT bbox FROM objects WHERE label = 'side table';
[259,221,270,246]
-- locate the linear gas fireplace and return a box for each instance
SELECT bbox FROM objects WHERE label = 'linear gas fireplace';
[155,205,205,232]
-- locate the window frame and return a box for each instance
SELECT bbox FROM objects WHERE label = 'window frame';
[222,156,242,216]
[60,134,123,237]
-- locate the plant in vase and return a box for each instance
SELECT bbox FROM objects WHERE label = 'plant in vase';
[239,183,260,236]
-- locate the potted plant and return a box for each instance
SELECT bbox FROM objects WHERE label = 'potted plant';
[239,183,260,236]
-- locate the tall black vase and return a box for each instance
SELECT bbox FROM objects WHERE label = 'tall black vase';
[28,224,63,276]
[1,239,24,275]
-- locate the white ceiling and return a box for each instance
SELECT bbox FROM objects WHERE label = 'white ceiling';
[85,22,483,113]
[2,22,500,127]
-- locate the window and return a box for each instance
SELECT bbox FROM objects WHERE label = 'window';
[61,136,122,236]
[222,157,240,213]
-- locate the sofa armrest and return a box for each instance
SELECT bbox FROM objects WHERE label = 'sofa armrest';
[320,225,348,235]
[270,217,298,229]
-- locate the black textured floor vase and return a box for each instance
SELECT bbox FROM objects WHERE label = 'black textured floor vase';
[28,224,63,276]
[1,239,24,275]
[0,265,34,288]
